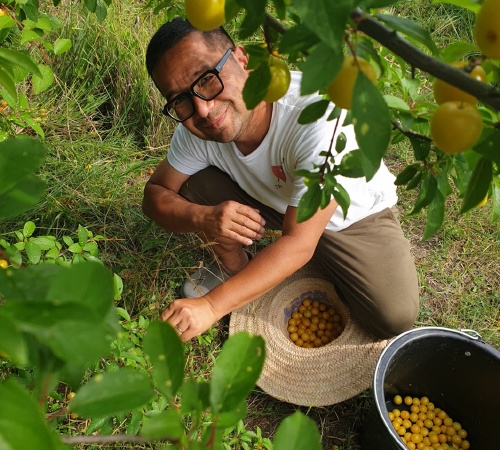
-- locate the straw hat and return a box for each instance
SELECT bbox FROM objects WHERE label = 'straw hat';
[229,262,390,406]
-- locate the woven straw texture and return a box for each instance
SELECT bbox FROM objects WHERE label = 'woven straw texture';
[229,263,390,406]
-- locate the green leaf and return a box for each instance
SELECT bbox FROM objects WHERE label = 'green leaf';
[181,377,210,414]
[23,221,36,237]
[383,94,410,111]
[422,190,445,240]
[0,48,41,77]
[77,224,89,246]
[473,129,500,166]
[361,0,399,7]
[352,72,391,181]
[395,164,420,186]
[237,0,266,39]
[273,411,322,450]
[53,38,72,55]
[440,41,479,63]
[432,0,480,13]
[70,369,155,418]
[0,137,46,189]
[209,332,265,414]
[460,157,492,214]
[225,0,241,21]
[243,63,270,110]
[48,261,115,317]
[279,23,320,56]
[142,321,185,398]
[216,399,248,428]
[332,182,350,219]
[293,0,353,49]
[335,132,347,153]
[492,181,500,223]
[0,14,16,31]
[20,29,43,45]
[25,240,42,264]
[410,173,437,215]
[84,0,97,12]
[32,64,54,94]
[0,379,63,450]
[0,66,17,102]
[298,100,330,125]
[0,312,28,366]
[271,0,287,20]
[141,408,183,439]
[409,135,431,161]
[297,182,321,222]
[406,170,423,191]
[338,150,365,178]
[375,14,440,56]
[299,42,343,95]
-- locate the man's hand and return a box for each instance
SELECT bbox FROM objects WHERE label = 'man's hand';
[202,200,266,246]
[160,297,218,342]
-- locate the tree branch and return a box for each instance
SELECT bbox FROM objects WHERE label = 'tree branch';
[351,9,500,111]
[264,11,500,112]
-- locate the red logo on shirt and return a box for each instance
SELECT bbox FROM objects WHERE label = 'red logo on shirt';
[272,165,286,183]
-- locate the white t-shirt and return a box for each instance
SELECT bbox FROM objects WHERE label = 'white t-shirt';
[167,71,397,232]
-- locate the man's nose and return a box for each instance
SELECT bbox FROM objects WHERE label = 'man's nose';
[192,96,215,118]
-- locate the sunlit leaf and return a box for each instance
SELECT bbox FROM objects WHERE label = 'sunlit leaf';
[273,411,322,450]
[32,64,54,94]
[432,0,480,13]
[375,14,440,56]
[210,332,265,414]
[0,48,41,77]
[70,369,155,418]
[53,38,72,55]
[143,321,184,398]
[0,66,16,102]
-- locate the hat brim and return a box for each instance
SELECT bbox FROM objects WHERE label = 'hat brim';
[229,264,389,406]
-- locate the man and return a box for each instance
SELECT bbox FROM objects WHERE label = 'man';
[143,17,420,342]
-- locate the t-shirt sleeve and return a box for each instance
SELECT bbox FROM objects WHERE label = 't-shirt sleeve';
[167,125,211,176]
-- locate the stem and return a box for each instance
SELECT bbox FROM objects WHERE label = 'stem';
[61,435,178,444]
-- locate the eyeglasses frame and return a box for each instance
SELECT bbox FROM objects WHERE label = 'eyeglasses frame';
[162,48,233,122]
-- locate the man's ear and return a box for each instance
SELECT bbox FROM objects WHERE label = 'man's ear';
[232,45,249,70]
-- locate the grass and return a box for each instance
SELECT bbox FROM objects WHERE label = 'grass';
[1,1,499,449]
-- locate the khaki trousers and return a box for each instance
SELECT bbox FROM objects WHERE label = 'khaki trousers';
[180,166,420,339]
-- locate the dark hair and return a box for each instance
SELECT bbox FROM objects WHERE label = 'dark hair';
[145,17,235,77]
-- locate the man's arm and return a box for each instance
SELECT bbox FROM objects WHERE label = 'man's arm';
[161,198,338,341]
[142,159,266,244]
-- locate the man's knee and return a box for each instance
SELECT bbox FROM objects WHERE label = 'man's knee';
[363,289,420,339]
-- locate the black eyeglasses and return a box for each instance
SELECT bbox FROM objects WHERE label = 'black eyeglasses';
[162,48,233,122]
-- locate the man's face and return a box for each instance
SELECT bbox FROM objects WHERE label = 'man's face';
[152,33,254,143]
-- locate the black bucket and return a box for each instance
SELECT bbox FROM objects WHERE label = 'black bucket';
[361,326,500,450]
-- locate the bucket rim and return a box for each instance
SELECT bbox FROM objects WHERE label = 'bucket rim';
[371,326,485,450]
